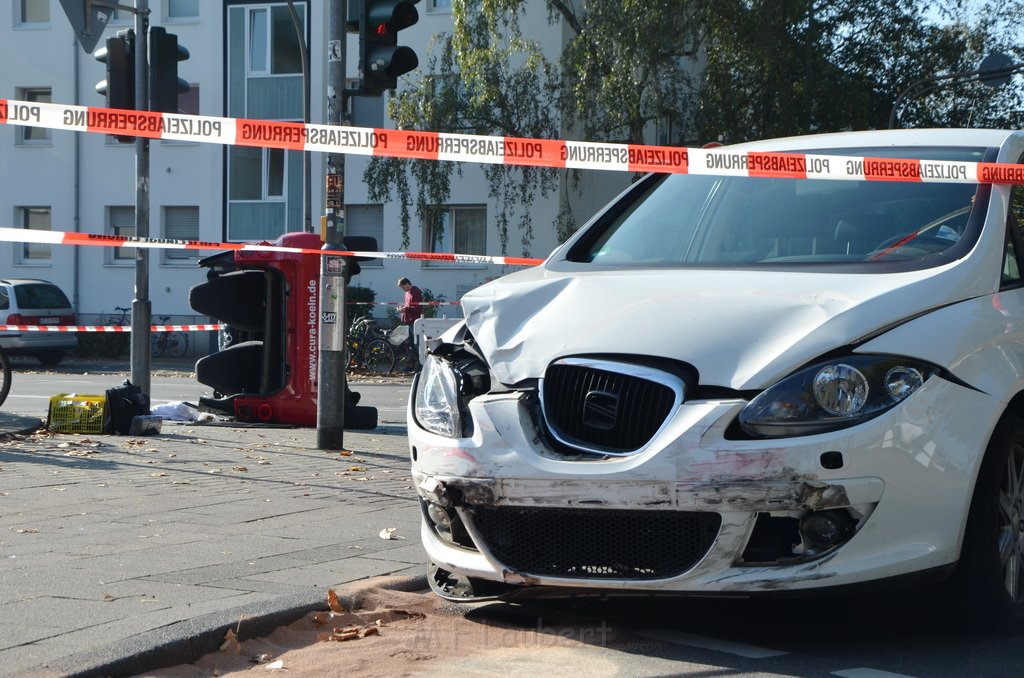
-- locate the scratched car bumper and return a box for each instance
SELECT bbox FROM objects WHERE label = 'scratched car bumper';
[410,378,988,593]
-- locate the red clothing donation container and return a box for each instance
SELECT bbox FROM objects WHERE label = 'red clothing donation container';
[189,232,375,428]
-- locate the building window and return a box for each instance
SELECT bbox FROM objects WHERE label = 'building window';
[18,0,49,25]
[109,7,131,24]
[108,206,135,263]
[227,3,305,240]
[168,0,199,19]
[346,205,384,268]
[429,0,453,12]
[229,147,286,201]
[16,206,51,262]
[162,206,200,263]
[16,88,51,144]
[247,4,302,75]
[423,206,487,267]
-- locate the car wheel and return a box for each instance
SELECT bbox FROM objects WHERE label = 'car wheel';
[36,350,65,367]
[955,414,1024,633]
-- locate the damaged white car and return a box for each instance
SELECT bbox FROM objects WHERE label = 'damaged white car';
[409,128,1024,630]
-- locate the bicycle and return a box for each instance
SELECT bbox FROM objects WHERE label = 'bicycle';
[388,324,421,373]
[346,316,394,373]
[151,316,189,358]
[361,324,420,375]
[0,345,11,408]
[107,306,131,326]
[106,308,188,358]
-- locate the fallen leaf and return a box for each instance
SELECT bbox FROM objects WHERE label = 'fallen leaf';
[233,467,249,473]
[265,659,285,670]
[249,653,274,664]
[361,626,380,637]
[219,628,242,654]
[149,472,168,477]
[339,450,353,457]
[378,527,404,540]
[327,588,345,613]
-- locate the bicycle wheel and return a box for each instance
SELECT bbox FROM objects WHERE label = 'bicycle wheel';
[166,331,188,358]
[0,349,10,408]
[395,343,420,373]
[346,338,361,371]
[151,332,166,358]
[363,338,395,374]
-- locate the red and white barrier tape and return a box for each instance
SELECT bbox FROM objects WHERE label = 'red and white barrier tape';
[0,226,544,267]
[3,99,1024,183]
[0,324,223,333]
[352,301,462,306]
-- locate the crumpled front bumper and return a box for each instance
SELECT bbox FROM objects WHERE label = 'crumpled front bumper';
[409,377,988,594]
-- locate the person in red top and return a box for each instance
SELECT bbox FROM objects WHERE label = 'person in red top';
[397,277,423,326]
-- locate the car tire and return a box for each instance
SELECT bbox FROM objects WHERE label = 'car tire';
[954,413,1024,633]
[36,350,65,367]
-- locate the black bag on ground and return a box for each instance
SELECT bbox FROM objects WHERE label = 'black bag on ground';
[105,380,151,435]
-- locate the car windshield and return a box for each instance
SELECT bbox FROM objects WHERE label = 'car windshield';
[573,146,986,268]
[14,284,71,310]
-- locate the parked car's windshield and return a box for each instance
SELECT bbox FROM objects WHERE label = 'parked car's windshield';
[573,147,986,268]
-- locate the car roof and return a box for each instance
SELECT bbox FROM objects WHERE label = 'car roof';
[0,279,61,286]
[727,128,1018,153]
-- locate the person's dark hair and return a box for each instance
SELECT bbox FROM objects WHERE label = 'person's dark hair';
[397,277,411,286]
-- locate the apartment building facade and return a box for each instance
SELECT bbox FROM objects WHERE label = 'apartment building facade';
[1,0,628,353]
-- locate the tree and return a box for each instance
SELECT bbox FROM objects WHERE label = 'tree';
[365,0,1024,253]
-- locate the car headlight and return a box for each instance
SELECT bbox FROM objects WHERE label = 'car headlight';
[738,354,937,438]
[414,354,462,438]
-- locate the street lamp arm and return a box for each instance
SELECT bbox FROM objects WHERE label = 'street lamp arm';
[888,60,1024,129]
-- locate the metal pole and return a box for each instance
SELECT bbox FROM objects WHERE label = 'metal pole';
[317,0,347,449]
[131,0,151,396]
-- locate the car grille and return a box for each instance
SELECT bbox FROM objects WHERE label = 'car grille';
[541,360,680,455]
[469,506,721,580]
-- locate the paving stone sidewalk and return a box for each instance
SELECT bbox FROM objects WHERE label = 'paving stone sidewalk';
[0,415,423,677]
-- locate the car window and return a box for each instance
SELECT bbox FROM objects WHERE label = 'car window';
[1003,155,1024,287]
[0,288,8,311]
[13,283,72,310]
[572,146,985,269]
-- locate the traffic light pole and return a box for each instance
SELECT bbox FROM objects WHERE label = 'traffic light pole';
[317,0,349,449]
[131,0,151,397]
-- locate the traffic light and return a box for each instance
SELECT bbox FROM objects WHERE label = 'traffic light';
[359,0,420,95]
[148,26,190,114]
[94,29,135,110]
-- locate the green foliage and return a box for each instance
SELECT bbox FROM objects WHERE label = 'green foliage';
[346,285,376,322]
[421,288,448,320]
[365,0,1024,248]
[75,333,130,359]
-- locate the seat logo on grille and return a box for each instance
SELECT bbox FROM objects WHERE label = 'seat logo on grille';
[583,390,620,430]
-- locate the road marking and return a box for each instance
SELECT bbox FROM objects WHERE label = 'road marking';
[833,670,918,678]
[638,629,787,659]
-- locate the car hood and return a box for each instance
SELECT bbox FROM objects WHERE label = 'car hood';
[459,264,980,390]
